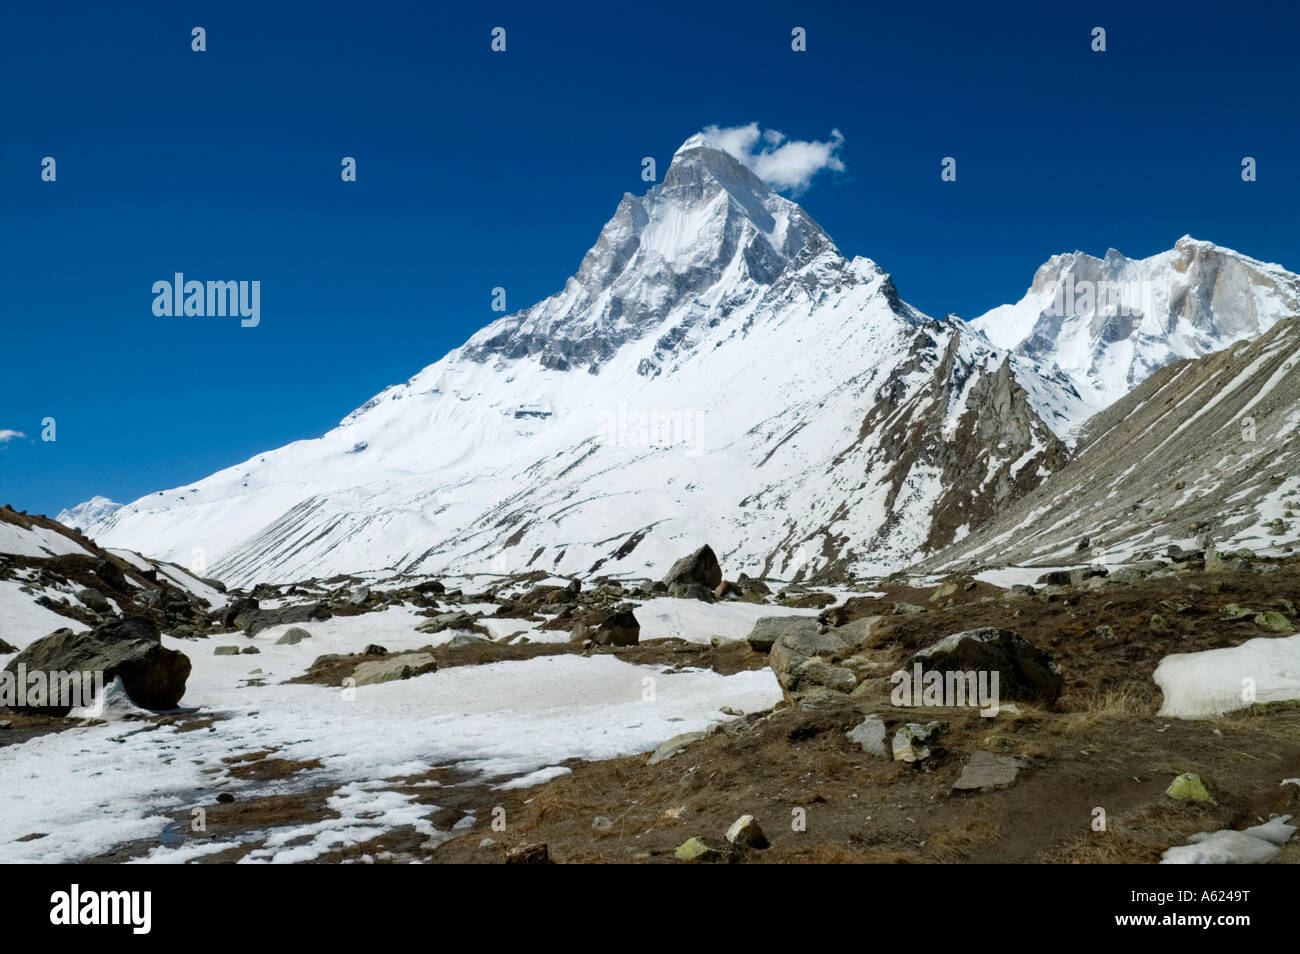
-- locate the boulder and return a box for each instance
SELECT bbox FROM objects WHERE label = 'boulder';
[220,596,259,628]
[591,609,640,647]
[92,557,128,593]
[416,611,476,634]
[276,627,312,645]
[214,646,241,656]
[0,638,17,654]
[3,618,190,715]
[769,626,849,694]
[662,545,723,591]
[76,589,112,615]
[746,616,820,654]
[352,652,437,686]
[243,602,331,637]
[907,627,1062,704]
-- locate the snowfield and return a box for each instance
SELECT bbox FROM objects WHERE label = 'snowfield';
[0,606,783,863]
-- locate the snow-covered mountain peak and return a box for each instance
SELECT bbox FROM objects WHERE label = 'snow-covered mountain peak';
[55,496,123,532]
[462,136,833,373]
[973,237,1300,414]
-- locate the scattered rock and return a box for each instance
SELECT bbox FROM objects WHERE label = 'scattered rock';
[592,816,613,832]
[0,638,17,654]
[892,722,948,763]
[1166,772,1213,803]
[214,645,241,656]
[240,646,261,655]
[276,627,312,645]
[416,611,476,634]
[1254,611,1294,633]
[725,815,769,850]
[352,652,438,686]
[647,730,708,766]
[76,588,112,615]
[846,714,888,757]
[952,751,1028,792]
[674,837,723,862]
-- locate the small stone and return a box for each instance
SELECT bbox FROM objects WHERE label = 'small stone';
[592,816,613,832]
[1167,772,1213,803]
[240,646,261,655]
[892,721,948,763]
[213,646,241,656]
[1254,611,1294,633]
[1149,613,1169,633]
[648,731,707,766]
[674,837,721,862]
[725,814,769,849]
[846,714,889,757]
[216,792,235,804]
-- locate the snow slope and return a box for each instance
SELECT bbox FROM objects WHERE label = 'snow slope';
[79,136,1075,586]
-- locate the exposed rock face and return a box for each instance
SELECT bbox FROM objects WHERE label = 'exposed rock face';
[930,316,1300,570]
[907,628,1062,704]
[3,617,191,715]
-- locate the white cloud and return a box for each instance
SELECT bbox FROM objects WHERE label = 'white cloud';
[0,430,28,446]
[700,123,845,195]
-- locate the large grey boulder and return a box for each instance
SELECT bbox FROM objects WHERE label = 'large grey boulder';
[907,627,1062,704]
[662,545,723,591]
[768,625,850,695]
[746,616,820,653]
[3,617,190,715]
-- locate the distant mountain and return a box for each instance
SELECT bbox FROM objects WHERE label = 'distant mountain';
[55,496,122,532]
[971,237,1300,426]
[928,315,1300,570]
[78,135,1076,585]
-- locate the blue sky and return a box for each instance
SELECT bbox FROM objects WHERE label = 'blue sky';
[2,0,1297,518]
